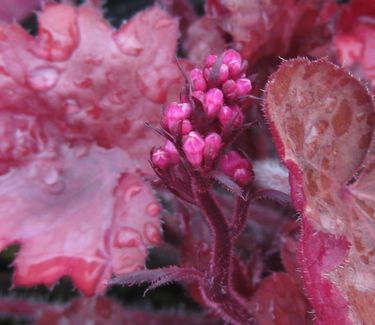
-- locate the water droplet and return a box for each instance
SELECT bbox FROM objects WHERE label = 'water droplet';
[123,184,142,202]
[43,168,60,185]
[84,55,103,65]
[26,67,59,91]
[114,227,141,248]
[74,77,93,89]
[356,111,365,121]
[64,98,81,114]
[147,203,160,217]
[144,222,161,245]
[324,97,337,113]
[114,31,144,56]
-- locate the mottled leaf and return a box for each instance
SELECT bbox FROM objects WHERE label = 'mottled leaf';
[265,59,375,324]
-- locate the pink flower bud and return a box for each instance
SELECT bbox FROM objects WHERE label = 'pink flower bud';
[219,151,253,186]
[203,64,228,85]
[223,49,242,78]
[236,78,252,96]
[219,151,243,176]
[164,141,180,164]
[203,67,211,81]
[218,105,243,127]
[233,167,253,186]
[222,79,238,100]
[152,148,171,170]
[204,88,223,118]
[190,68,207,91]
[164,102,192,132]
[204,132,222,160]
[182,131,205,167]
[218,64,229,83]
[204,54,217,68]
[181,119,193,135]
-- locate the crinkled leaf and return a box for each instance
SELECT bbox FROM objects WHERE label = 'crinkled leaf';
[0,2,183,170]
[0,142,161,296]
[265,59,375,323]
[0,2,186,295]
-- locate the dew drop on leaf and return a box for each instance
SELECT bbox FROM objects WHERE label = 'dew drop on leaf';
[114,227,141,248]
[114,30,144,56]
[144,222,161,245]
[26,67,59,91]
[146,203,160,217]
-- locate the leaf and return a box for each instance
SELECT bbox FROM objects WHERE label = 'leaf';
[264,59,375,323]
[0,2,185,295]
[249,273,312,325]
[334,0,375,92]
[187,0,333,64]
[0,2,183,172]
[0,142,162,296]
[252,159,290,195]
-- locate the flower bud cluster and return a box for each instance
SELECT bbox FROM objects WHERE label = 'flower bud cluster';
[191,49,251,128]
[151,50,254,187]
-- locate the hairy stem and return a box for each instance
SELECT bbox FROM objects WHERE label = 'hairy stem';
[192,176,256,325]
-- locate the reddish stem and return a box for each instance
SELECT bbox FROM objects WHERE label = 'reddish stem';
[192,176,256,325]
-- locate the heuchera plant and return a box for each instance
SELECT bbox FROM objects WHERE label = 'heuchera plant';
[0,0,374,324]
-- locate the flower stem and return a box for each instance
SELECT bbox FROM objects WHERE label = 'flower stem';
[192,176,256,325]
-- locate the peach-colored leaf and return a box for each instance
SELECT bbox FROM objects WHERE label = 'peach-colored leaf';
[264,59,375,324]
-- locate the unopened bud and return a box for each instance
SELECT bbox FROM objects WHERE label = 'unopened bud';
[222,79,238,100]
[164,102,192,132]
[223,49,242,78]
[233,167,253,186]
[182,131,205,167]
[204,132,222,161]
[204,54,217,68]
[236,78,252,96]
[190,68,207,91]
[164,141,180,164]
[218,105,243,127]
[152,148,171,170]
[218,64,229,83]
[204,88,223,118]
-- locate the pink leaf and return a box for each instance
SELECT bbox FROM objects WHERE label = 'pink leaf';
[264,59,375,323]
[0,142,161,296]
[0,2,184,295]
[0,2,183,168]
[198,0,333,63]
[249,273,312,325]
[334,0,375,92]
